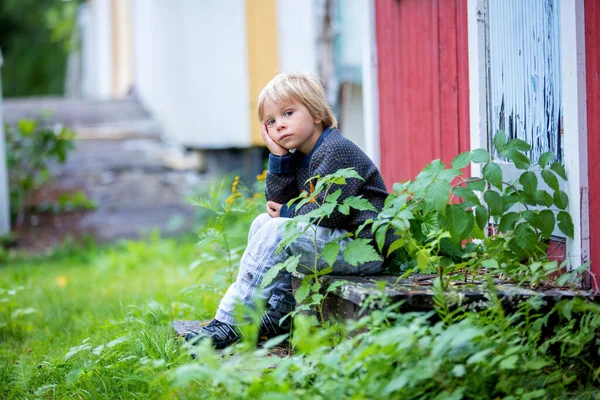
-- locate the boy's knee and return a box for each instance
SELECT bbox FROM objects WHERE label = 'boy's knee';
[250,213,271,231]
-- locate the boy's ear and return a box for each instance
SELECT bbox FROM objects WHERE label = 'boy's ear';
[314,119,323,125]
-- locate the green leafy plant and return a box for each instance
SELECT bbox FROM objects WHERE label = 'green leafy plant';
[189,175,265,286]
[259,168,383,324]
[369,131,579,288]
[5,118,76,227]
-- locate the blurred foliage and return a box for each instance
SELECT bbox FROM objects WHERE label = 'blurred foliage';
[5,118,76,227]
[0,0,84,97]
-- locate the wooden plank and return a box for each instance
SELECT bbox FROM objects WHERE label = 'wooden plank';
[292,272,598,316]
[456,0,471,177]
[172,320,211,337]
[438,0,460,164]
[246,0,279,146]
[377,0,470,187]
[585,0,600,290]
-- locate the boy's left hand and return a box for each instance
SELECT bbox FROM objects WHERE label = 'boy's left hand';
[267,201,282,218]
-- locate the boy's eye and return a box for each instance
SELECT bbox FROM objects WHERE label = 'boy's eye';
[266,119,275,126]
[284,110,294,117]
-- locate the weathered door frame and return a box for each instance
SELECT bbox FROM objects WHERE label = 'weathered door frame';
[467,0,590,273]
[360,0,381,168]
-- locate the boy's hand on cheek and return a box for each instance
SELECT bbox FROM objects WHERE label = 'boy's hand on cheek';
[267,201,282,218]
[261,123,289,156]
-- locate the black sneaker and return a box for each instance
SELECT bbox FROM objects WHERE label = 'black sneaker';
[184,319,240,349]
[258,312,291,342]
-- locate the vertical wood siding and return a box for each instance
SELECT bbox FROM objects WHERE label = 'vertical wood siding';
[246,0,279,146]
[585,0,600,288]
[375,0,470,189]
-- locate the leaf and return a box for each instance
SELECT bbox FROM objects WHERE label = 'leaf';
[471,149,490,163]
[295,283,311,303]
[498,212,520,232]
[483,190,503,216]
[438,168,461,183]
[550,162,567,180]
[452,187,480,205]
[18,119,37,135]
[553,190,569,210]
[503,150,531,169]
[482,162,503,189]
[387,237,406,257]
[416,249,430,270]
[320,242,340,267]
[342,239,382,266]
[481,259,499,269]
[532,210,555,239]
[519,171,538,195]
[376,225,389,252]
[493,130,508,151]
[416,159,446,181]
[325,280,348,293]
[326,189,342,204]
[467,348,494,364]
[452,151,471,169]
[538,151,555,168]
[505,138,531,152]
[261,333,290,349]
[261,255,300,289]
[452,364,467,377]
[302,203,336,220]
[425,180,452,213]
[475,205,489,230]
[343,196,377,212]
[514,223,538,250]
[466,178,486,192]
[443,205,470,241]
[338,204,350,215]
[541,170,559,191]
[557,212,574,239]
[535,190,554,207]
[499,355,519,370]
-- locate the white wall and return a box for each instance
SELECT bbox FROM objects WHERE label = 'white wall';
[277,0,318,75]
[132,0,251,148]
[81,0,113,99]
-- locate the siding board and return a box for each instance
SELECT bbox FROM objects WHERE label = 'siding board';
[585,0,600,288]
[376,0,470,189]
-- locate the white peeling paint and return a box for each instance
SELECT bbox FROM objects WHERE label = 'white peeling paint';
[487,0,563,164]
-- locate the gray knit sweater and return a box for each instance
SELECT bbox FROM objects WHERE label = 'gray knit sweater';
[265,127,390,248]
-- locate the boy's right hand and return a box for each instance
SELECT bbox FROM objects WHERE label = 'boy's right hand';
[261,123,289,156]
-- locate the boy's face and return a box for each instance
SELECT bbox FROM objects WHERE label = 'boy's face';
[263,101,323,154]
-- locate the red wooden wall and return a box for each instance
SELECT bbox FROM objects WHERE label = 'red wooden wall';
[585,0,600,289]
[375,0,471,189]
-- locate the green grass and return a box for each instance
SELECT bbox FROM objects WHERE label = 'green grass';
[0,232,230,398]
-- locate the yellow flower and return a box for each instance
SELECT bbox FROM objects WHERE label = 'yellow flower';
[226,192,242,205]
[231,176,240,194]
[256,170,267,182]
[56,276,68,288]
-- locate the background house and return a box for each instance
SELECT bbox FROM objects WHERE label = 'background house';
[70,0,380,171]
[374,0,598,289]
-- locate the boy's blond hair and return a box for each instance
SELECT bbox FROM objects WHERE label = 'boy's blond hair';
[257,73,338,128]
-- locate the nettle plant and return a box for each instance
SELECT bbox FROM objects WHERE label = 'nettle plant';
[261,168,382,324]
[373,131,582,287]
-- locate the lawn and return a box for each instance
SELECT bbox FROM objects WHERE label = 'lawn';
[0,232,231,398]
[1,221,600,398]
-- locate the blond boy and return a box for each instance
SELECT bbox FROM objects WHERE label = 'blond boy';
[186,74,390,348]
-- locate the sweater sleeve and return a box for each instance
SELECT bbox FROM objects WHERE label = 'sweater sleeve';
[292,148,364,228]
[265,153,300,207]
